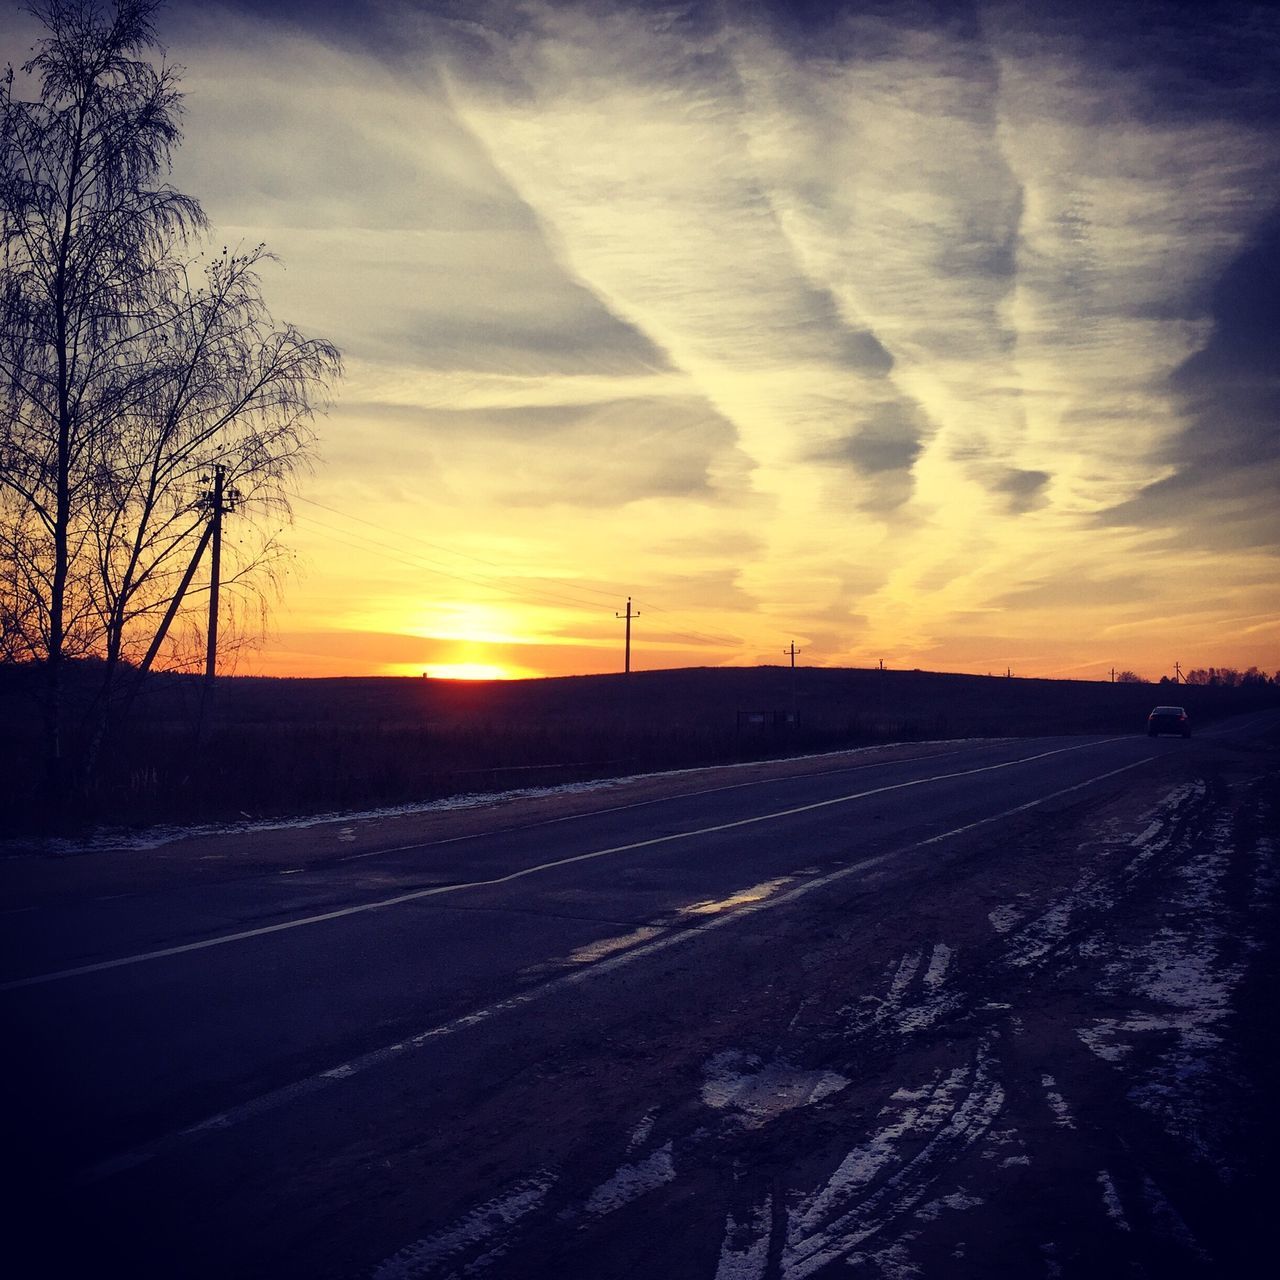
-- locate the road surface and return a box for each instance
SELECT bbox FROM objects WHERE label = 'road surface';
[4,715,1278,1277]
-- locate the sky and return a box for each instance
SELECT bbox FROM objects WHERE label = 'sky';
[5,0,1279,682]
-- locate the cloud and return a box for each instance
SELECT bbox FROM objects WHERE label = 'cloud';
[992,572,1148,611]
[991,468,1051,513]
[322,394,747,509]
[818,411,926,476]
[416,0,1278,666]
[168,10,524,234]
[1099,211,1280,551]
[431,0,954,635]
[393,281,672,377]
[9,0,1273,676]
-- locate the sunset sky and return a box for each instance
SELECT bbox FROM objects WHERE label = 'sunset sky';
[7,0,1277,682]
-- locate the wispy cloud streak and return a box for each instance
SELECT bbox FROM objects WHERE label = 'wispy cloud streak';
[8,0,1270,677]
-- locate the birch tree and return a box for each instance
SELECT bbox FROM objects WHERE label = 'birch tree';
[1,0,340,800]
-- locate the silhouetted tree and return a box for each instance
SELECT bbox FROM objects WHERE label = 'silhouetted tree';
[1,0,340,801]
[1115,670,1146,683]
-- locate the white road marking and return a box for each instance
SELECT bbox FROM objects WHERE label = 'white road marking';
[334,741,988,863]
[3,738,1134,992]
[78,753,1154,1183]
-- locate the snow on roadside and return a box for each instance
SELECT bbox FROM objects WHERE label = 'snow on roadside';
[4,777,648,857]
[2,739,994,857]
[1073,787,1252,1170]
[1040,1076,1076,1130]
[702,1050,850,1128]
[781,1042,1004,1279]
[579,1142,676,1219]
[1004,782,1205,975]
[987,905,1021,934]
[1123,815,1244,1164]
[1097,1170,1131,1231]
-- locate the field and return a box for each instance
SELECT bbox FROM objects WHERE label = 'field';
[2,663,1275,833]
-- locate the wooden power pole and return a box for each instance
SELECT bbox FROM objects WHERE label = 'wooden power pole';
[785,642,801,722]
[199,465,238,737]
[616,597,639,674]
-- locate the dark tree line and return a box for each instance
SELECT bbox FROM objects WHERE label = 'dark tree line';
[1174,667,1277,688]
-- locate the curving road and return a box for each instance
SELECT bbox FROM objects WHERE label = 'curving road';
[5,712,1279,1278]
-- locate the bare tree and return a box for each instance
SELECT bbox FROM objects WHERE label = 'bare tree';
[1,0,340,802]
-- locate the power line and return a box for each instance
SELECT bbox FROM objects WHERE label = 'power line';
[292,499,753,651]
[296,495,624,609]
[630,598,747,649]
[292,513,610,615]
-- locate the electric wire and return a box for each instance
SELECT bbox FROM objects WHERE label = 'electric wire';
[293,512,751,653]
[291,497,755,652]
[296,495,623,607]
[292,513,612,616]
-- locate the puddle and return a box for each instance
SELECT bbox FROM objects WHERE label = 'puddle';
[568,926,664,964]
[681,877,793,916]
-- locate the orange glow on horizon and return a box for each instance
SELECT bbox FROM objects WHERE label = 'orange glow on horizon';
[414,662,524,681]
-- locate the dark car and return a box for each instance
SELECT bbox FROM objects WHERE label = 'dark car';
[1147,705,1191,738]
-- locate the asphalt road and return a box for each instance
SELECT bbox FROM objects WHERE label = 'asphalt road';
[5,713,1279,1278]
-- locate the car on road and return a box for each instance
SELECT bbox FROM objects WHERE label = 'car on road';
[1147,705,1191,738]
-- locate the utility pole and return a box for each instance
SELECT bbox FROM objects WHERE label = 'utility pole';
[1174,660,1183,684]
[199,465,239,738]
[785,642,801,723]
[616,597,639,674]
[1110,666,1117,683]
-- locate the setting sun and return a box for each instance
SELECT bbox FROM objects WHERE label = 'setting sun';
[416,662,522,681]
